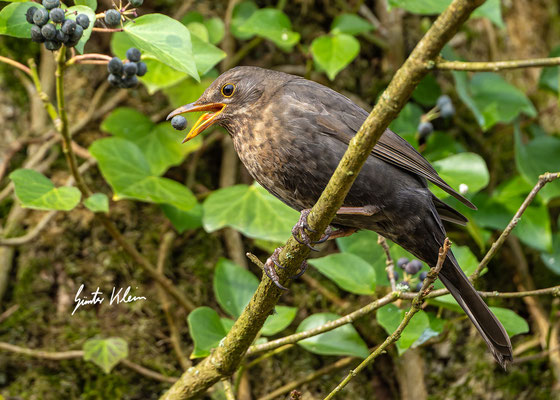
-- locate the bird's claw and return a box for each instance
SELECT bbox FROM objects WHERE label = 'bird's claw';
[292,209,321,251]
[263,247,309,290]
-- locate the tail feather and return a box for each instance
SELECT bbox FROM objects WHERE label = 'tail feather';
[439,252,513,368]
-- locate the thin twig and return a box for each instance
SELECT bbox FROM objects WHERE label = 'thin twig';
[223,379,236,400]
[471,172,560,280]
[324,239,451,399]
[378,236,396,291]
[434,56,560,71]
[0,342,178,383]
[258,356,357,400]
[157,231,191,370]
[0,55,32,76]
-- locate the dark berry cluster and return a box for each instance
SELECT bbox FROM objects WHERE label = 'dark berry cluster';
[387,257,427,291]
[26,1,90,51]
[107,48,147,89]
[417,94,456,142]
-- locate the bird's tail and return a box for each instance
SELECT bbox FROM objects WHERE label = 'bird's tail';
[439,252,513,368]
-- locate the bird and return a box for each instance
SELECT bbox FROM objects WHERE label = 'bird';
[167,66,513,368]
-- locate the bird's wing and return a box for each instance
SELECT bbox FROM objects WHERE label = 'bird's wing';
[287,79,476,210]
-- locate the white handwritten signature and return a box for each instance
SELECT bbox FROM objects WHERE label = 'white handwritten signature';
[72,284,147,315]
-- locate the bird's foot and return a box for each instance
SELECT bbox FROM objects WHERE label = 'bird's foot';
[291,209,320,251]
[263,247,309,290]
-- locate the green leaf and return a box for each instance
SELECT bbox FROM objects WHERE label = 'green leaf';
[310,33,360,80]
[431,152,489,197]
[297,313,369,358]
[539,46,560,94]
[187,21,209,42]
[74,0,97,10]
[411,74,442,106]
[89,137,197,211]
[389,102,422,146]
[489,307,529,337]
[10,169,81,211]
[514,125,560,204]
[262,306,297,336]
[83,337,128,373]
[0,2,41,38]
[336,230,389,286]
[161,203,203,233]
[202,183,300,242]
[84,193,109,213]
[376,304,431,353]
[453,72,536,131]
[66,5,96,54]
[541,233,560,275]
[180,11,204,25]
[187,307,228,358]
[238,8,300,50]
[330,14,374,35]
[213,258,259,318]
[101,107,201,176]
[231,1,257,40]
[190,34,227,76]
[387,0,504,28]
[309,253,376,295]
[123,14,199,81]
[204,17,225,45]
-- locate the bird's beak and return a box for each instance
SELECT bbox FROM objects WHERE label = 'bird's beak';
[167,102,226,143]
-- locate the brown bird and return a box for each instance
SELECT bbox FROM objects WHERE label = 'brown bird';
[168,66,513,367]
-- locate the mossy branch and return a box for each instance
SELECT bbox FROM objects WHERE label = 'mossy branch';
[434,56,560,71]
[160,1,487,399]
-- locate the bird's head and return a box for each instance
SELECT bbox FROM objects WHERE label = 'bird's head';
[167,66,296,142]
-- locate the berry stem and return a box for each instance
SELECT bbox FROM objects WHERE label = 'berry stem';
[92,27,124,32]
[27,58,59,122]
[66,53,112,66]
[0,56,32,77]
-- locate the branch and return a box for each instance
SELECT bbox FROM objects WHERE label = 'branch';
[471,172,560,280]
[0,55,32,76]
[0,342,178,383]
[323,239,451,399]
[378,236,396,291]
[434,56,560,71]
[160,1,487,398]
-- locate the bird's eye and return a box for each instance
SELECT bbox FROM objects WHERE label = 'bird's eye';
[221,83,235,97]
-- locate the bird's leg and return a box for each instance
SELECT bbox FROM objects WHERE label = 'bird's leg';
[263,247,308,290]
[292,206,378,249]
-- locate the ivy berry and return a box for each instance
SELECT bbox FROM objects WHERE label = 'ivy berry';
[26,7,38,24]
[171,115,188,131]
[129,0,144,7]
[126,47,141,62]
[104,9,121,27]
[42,0,60,10]
[76,14,90,29]
[49,8,65,24]
[107,48,148,89]
[33,8,50,27]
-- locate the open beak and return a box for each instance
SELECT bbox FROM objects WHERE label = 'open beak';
[167,102,226,143]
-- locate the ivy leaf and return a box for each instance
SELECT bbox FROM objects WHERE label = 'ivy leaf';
[160,203,203,233]
[489,307,529,337]
[309,253,376,295]
[330,14,374,35]
[377,304,431,354]
[83,337,128,373]
[231,1,258,40]
[89,137,197,211]
[262,306,297,336]
[431,152,489,197]
[539,46,560,94]
[202,183,300,242]
[10,169,81,211]
[66,5,96,54]
[84,193,109,213]
[123,14,199,81]
[514,125,560,204]
[238,8,300,50]
[74,0,97,11]
[213,258,259,318]
[541,234,560,275]
[311,33,360,80]
[204,17,225,45]
[0,2,41,38]
[336,230,388,285]
[297,313,369,358]
[187,307,229,358]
